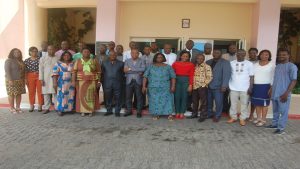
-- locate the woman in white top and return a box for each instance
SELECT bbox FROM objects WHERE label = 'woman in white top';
[251,50,275,126]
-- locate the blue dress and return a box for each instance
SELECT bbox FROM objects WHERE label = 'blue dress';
[144,65,176,115]
[52,61,75,112]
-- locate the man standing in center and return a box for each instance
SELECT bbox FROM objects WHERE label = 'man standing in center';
[227,49,254,126]
[102,51,124,117]
[124,49,146,118]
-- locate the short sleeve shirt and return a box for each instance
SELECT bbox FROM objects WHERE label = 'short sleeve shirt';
[24,57,41,72]
[272,62,298,99]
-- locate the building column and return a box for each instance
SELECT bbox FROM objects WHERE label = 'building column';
[251,0,281,65]
[95,0,119,43]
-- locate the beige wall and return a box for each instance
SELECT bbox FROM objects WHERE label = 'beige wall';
[118,1,253,49]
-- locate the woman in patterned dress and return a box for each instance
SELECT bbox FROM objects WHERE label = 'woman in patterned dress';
[52,51,75,116]
[142,53,176,121]
[4,48,26,114]
[72,48,101,117]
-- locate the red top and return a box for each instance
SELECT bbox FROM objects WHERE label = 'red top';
[172,61,195,85]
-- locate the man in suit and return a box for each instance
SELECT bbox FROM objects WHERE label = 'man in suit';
[206,49,231,122]
[177,40,201,64]
[101,51,124,117]
[124,49,146,118]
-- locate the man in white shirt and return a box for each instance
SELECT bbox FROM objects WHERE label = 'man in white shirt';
[123,41,142,62]
[227,49,254,126]
[163,44,177,66]
[204,43,213,61]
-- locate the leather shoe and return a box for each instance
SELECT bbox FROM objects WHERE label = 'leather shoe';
[212,116,220,122]
[123,112,132,117]
[104,112,113,116]
[43,110,50,114]
[136,113,142,118]
[227,118,237,123]
[198,118,206,122]
[239,119,246,126]
[187,113,198,119]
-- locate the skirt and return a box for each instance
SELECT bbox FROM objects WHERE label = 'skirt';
[5,80,26,96]
[251,84,271,106]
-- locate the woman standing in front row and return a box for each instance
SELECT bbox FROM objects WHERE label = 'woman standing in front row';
[251,50,275,126]
[24,47,43,112]
[5,48,26,114]
[172,51,195,119]
[142,53,176,121]
[72,48,101,117]
[52,51,75,116]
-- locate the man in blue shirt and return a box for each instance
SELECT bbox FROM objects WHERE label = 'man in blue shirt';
[266,48,298,134]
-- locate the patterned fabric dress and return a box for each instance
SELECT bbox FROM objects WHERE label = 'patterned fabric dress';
[52,61,75,112]
[5,58,26,96]
[72,58,101,114]
[143,65,176,115]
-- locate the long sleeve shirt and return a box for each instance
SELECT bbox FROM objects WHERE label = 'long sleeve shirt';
[172,61,195,85]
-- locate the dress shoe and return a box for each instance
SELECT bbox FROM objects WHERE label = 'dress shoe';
[187,113,198,119]
[136,113,142,118]
[212,116,220,122]
[123,112,132,117]
[198,118,206,122]
[57,112,63,116]
[187,107,193,112]
[227,118,237,123]
[43,110,50,114]
[239,119,246,126]
[265,125,277,129]
[104,112,113,116]
[115,113,120,117]
[179,114,184,119]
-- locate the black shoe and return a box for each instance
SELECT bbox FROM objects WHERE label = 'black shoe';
[104,112,113,116]
[274,129,285,135]
[57,112,63,116]
[265,125,277,129]
[115,113,120,117]
[198,118,206,122]
[136,113,142,118]
[187,113,198,119]
[187,107,193,112]
[123,112,132,117]
[43,110,50,114]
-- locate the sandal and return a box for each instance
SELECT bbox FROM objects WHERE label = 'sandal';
[9,108,17,114]
[152,116,159,120]
[16,108,23,113]
[168,115,174,121]
[253,119,260,124]
[256,121,266,127]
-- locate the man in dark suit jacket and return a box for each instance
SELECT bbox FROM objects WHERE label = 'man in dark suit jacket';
[206,49,231,122]
[177,40,202,64]
[102,51,124,117]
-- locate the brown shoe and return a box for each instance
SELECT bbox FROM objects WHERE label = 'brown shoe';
[240,119,246,126]
[227,118,237,123]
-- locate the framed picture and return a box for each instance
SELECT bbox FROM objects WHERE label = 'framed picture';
[182,19,190,28]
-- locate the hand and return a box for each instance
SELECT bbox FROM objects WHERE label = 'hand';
[53,84,57,94]
[187,85,192,92]
[268,88,272,98]
[124,67,130,72]
[280,92,289,103]
[40,80,45,86]
[247,87,253,95]
[221,87,227,93]
[97,82,101,88]
[170,86,175,93]
[142,87,147,94]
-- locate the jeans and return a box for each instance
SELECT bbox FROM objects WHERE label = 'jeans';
[207,88,224,118]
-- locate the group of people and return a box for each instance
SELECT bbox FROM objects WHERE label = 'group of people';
[4,40,298,134]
